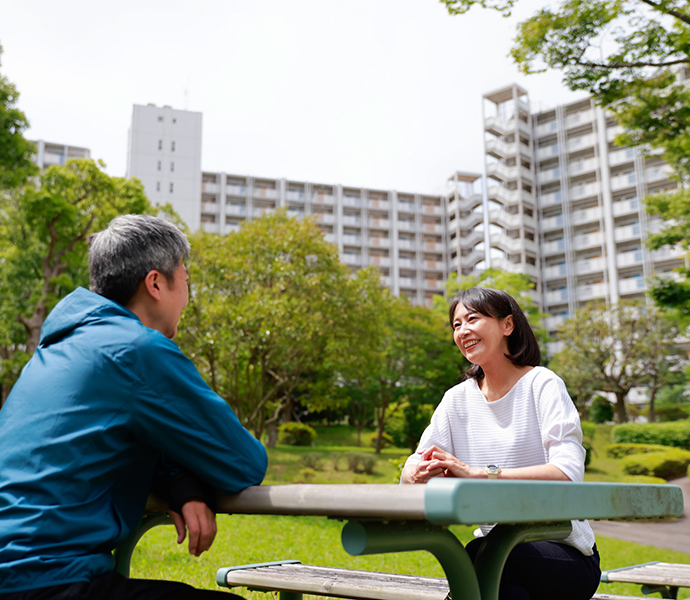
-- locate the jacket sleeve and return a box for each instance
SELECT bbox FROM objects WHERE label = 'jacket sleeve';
[124,331,268,495]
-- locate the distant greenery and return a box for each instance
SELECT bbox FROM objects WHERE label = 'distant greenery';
[612,421,690,450]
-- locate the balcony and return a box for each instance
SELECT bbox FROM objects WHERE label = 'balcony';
[486,185,533,205]
[424,279,444,290]
[423,240,445,252]
[570,206,602,226]
[286,190,306,202]
[422,203,444,216]
[565,109,594,129]
[537,144,559,160]
[201,201,220,214]
[544,314,569,331]
[646,166,672,183]
[545,288,570,305]
[577,282,609,302]
[610,172,637,191]
[485,115,529,137]
[422,222,445,235]
[619,277,646,294]
[568,157,599,178]
[543,263,568,280]
[201,182,219,194]
[542,238,566,255]
[369,256,391,267]
[201,222,220,234]
[486,138,518,159]
[314,193,336,205]
[253,187,277,200]
[253,207,275,218]
[608,148,635,167]
[567,134,597,153]
[612,198,639,216]
[398,257,417,269]
[313,212,335,225]
[369,237,391,248]
[486,162,532,183]
[651,245,685,263]
[569,181,600,201]
[342,195,361,207]
[539,190,563,207]
[397,220,416,232]
[226,184,247,197]
[575,256,606,275]
[617,249,643,268]
[399,277,417,289]
[547,341,566,355]
[397,238,417,250]
[342,215,361,227]
[540,214,564,232]
[572,230,604,250]
[538,166,561,184]
[342,234,362,246]
[607,125,624,141]
[368,198,390,211]
[369,218,391,229]
[424,260,444,271]
[226,203,246,217]
[536,120,559,138]
[614,223,642,242]
[342,253,362,266]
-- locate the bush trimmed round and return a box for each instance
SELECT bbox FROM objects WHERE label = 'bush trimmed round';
[278,422,317,446]
[621,448,690,480]
[606,443,672,458]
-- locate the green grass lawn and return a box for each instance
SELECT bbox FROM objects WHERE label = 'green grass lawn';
[130,424,690,598]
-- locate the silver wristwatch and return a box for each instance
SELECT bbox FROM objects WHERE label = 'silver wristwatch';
[485,464,501,479]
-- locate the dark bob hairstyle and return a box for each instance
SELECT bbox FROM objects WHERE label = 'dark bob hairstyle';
[449,287,541,381]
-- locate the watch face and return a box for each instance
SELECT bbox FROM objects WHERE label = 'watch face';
[487,464,499,473]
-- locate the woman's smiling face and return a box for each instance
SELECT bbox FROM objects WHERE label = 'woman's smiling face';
[452,302,514,365]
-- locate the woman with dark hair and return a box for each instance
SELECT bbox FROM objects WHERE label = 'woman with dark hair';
[401,287,600,600]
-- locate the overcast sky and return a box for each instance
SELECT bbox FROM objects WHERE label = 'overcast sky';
[0,1,583,194]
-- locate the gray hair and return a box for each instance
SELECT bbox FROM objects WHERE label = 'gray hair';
[89,214,190,306]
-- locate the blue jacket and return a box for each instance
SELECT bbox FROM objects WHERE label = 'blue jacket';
[0,288,267,592]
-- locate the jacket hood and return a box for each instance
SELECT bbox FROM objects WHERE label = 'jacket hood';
[40,287,139,348]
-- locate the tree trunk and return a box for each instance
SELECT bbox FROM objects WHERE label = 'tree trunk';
[356,424,364,447]
[648,386,659,423]
[614,391,628,423]
[266,421,278,448]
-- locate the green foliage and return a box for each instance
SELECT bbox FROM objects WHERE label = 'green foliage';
[612,421,690,449]
[583,440,592,469]
[384,401,435,452]
[620,475,668,485]
[300,453,325,471]
[0,45,38,190]
[550,300,688,423]
[589,396,614,424]
[292,467,317,483]
[0,158,152,400]
[368,431,395,450]
[278,422,317,446]
[388,456,408,483]
[654,405,690,422]
[580,421,596,442]
[344,452,377,475]
[606,443,674,459]
[621,448,690,480]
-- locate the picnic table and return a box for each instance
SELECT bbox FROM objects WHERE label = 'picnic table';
[115,479,683,600]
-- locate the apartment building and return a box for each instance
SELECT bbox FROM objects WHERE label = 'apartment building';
[32,140,90,169]
[126,89,683,322]
[480,84,684,352]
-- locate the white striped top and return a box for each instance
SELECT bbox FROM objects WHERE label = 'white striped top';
[404,366,595,555]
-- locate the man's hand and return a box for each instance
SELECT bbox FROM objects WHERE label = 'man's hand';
[169,499,217,556]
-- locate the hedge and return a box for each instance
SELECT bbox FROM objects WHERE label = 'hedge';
[278,422,317,446]
[621,448,690,480]
[605,443,674,458]
[620,475,668,485]
[611,421,690,450]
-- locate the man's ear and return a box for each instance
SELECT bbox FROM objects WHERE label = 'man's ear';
[141,270,164,301]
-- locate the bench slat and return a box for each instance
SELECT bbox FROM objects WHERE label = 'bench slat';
[219,563,652,600]
[603,562,690,587]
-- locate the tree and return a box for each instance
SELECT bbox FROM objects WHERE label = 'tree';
[550,300,688,423]
[336,295,464,454]
[440,0,690,316]
[440,268,549,352]
[0,159,152,404]
[176,210,370,443]
[0,44,38,190]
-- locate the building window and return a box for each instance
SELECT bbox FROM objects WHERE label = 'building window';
[158,140,162,150]
[172,118,177,124]
[156,181,160,192]
[170,182,174,193]
[157,116,163,122]
[157,161,161,171]
[171,141,175,152]
[170,162,175,172]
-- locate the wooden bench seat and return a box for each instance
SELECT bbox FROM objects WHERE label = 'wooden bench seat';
[217,561,650,600]
[601,562,690,599]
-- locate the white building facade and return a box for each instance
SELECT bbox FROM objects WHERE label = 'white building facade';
[127,90,683,319]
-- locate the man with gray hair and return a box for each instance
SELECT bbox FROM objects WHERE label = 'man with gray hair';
[0,215,267,599]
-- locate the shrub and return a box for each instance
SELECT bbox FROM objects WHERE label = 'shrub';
[583,441,592,469]
[612,421,690,450]
[580,421,596,442]
[606,443,672,458]
[292,467,316,483]
[621,475,668,485]
[278,422,317,446]
[301,453,325,471]
[344,452,377,475]
[655,405,690,422]
[369,432,395,449]
[388,456,407,483]
[589,396,613,424]
[621,448,690,480]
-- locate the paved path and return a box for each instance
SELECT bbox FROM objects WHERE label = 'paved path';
[591,477,690,554]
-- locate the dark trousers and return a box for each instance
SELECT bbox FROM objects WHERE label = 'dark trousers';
[0,571,242,600]
[465,539,601,600]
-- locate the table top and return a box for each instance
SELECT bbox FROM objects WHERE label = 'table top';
[200,479,684,525]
